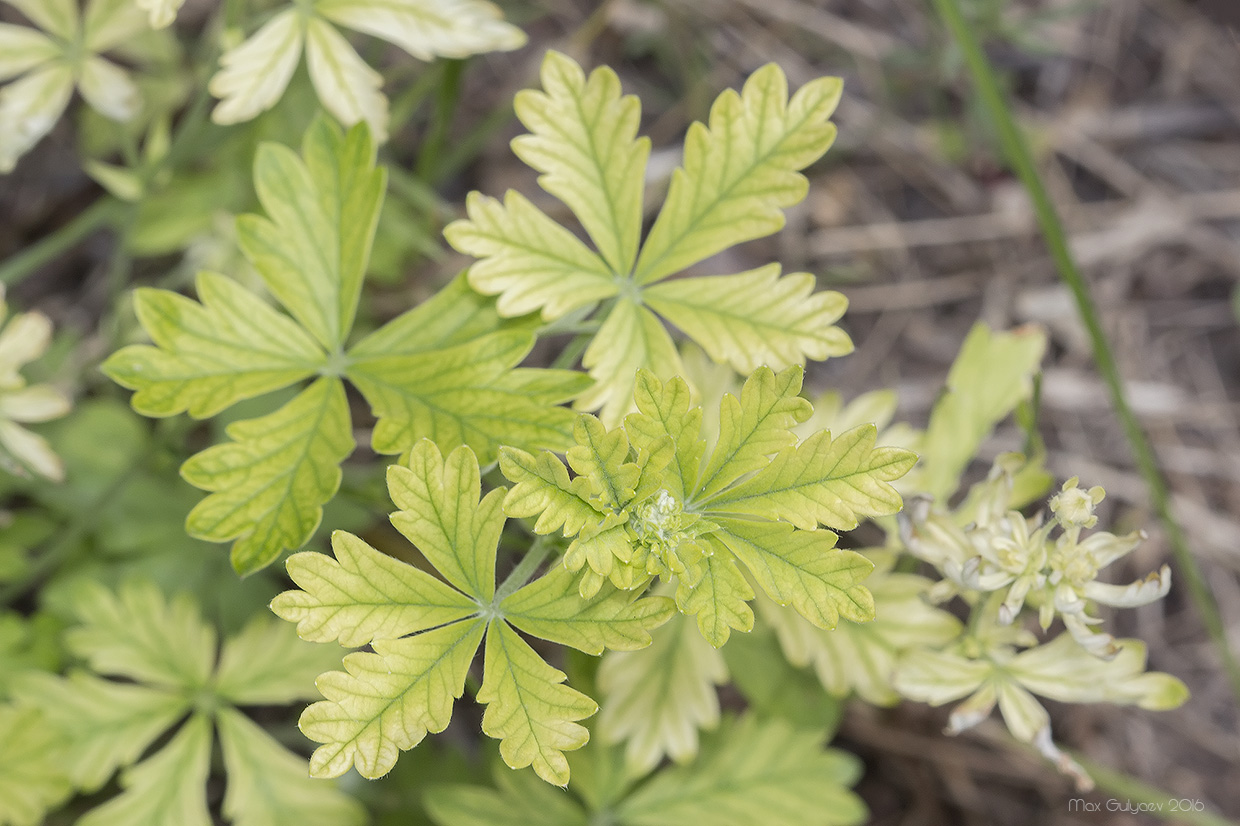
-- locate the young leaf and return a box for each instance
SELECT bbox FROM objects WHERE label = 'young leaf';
[76,714,213,826]
[272,440,672,785]
[181,378,355,575]
[218,708,367,826]
[614,716,866,826]
[0,705,71,826]
[101,272,325,418]
[597,611,727,774]
[675,548,755,647]
[709,424,917,530]
[479,622,598,786]
[449,54,849,423]
[238,119,385,350]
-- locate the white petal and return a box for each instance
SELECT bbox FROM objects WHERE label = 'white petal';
[0,310,52,372]
[4,0,79,42]
[0,63,73,173]
[0,386,71,423]
[134,0,187,29]
[83,0,149,51]
[946,682,997,734]
[995,681,1047,742]
[0,420,63,481]
[1082,565,1170,608]
[892,649,990,705]
[0,24,58,81]
[304,18,388,141]
[77,56,141,121]
[315,0,525,61]
[208,9,305,125]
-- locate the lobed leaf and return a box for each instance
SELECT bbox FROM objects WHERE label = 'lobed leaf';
[625,372,704,502]
[181,378,355,575]
[675,547,754,648]
[213,614,347,706]
[102,272,324,419]
[0,705,71,826]
[315,0,526,62]
[426,767,590,826]
[578,298,684,426]
[498,446,604,537]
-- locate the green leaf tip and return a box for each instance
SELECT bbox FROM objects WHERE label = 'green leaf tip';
[272,439,673,786]
[448,54,850,424]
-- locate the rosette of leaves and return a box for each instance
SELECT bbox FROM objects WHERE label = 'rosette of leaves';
[0,0,152,171]
[500,366,919,647]
[270,439,675,786]
[446,51,854,425]
[105,120,584,575]
[5,579,364,826]
[208,0,525,140]
[425,715,867,826]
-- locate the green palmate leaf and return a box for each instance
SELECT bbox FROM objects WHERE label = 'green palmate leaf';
[759,572,961,705]
[566,415,639,509]
[710,423,917,530]
[237,118,385,350]
[479,622,598,785]
[0,705,71,826]
[694,364,810,499]
[427,765,591,826]
[625,368,704,501]
[614,716,866,826]
[450,54,849,424]
[721,625,843,733]
[218,708,367,826]
[511,50,649,275]
[633,67,842,284]
[676,546,755,647]
[212,615,345,706]
[272,530,478,648]
[273,440,672,786]
[712,518,873,629]
[11,672,188,791]
[597,611,727,773]
[499,447,606,537]
[64,580,217,690]
[445,191,617,320]
[76,714,213,826]
[182,378,355,575]
[915,323,1047,499]
[644,265,852,374]
[577,297,684,426]
[500,566,675,655]
[103,272,325,418]
[301,619,487,779]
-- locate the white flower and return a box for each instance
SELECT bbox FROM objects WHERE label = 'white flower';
[0,286,71,481]
[0,0,148,172]
[208,0,526,142]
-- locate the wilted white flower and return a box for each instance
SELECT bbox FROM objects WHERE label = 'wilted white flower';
[0,0,148,172]
[0,286,71,481]
[208,0,526,142]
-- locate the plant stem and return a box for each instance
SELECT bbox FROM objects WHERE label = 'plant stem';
[0,199,126,286]
[931,0,1240,705]
[417,59,465,184]
[493,535,555,604]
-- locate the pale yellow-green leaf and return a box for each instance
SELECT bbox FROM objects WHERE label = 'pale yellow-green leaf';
[135,0,185,28]
[237,119,385,349]
[448,191,617,321]
[625,372,705,502]
[578,297,684,426]
[615,716,866,826]
[315,0,526,61]
[425,766,590,826]
[1006,634,1189,711]
[713,518,874,629]
[498,446,604,537]
[0,64,74,173]
[387,440,503,602]
[0,705,71,826]
[181,378,355,575]
[4,0,77,40]
[271,530,478,647]
[676,546,754,647]
[64,579,216,690]
[301,618,486,779]
[76,713,213,826]
[512,50,649,274]
[633,66,841,284]
[84,159,144,201]
[479,621,598,785]
[915,323,1047,499]
[566,415,639,509]
[209,9,304,125]
[103,272,325,418]
[213,614,347,706]
[11,672,188,792]
[0,25,57,81]
[710,424,917,530]
[597,610,726,774]
[77,56,140,121]
[81,0,147,51]
[217,707,366,826]
[305,17,389,141]
[501,566,675,655]
[892,648,991,705]
[644,265,852,374]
